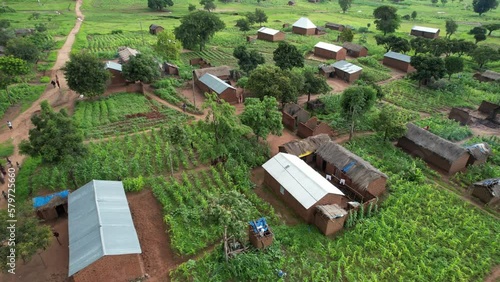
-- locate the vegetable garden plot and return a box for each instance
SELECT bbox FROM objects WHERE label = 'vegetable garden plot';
[415,116,472,141]
[180,48,237,67]
[86,32,155,55]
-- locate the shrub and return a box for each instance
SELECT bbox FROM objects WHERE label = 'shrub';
[414,116,472,141]
[123,176,145,192]
[40,76,50,83]
[111,30,123,34]
[0,140,14,158]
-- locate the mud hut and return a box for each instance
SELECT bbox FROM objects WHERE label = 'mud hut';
[104,61,126,86]
[292,17,317,35]
[314,204,348,236]
[282,103,310,130]
[314,42,346,60]
[278,133,331,163]
[33,190,69,220]
[397,123,469,174]
[342,42,368,58]
[410,26,440,39]
[319,64,335,78]
[248,218,274,249]
[383,51,414,73]
[473,70,500,82]
[325,22,345,31]
[297,117,335,138]
[163,62,179,75]
[471,178,500,206]
[466,143,492,166]
[262,153,346,223]
[149,24,164,35]
[257,27,285,42]
[316,141,388,197]
[448,108,471,126]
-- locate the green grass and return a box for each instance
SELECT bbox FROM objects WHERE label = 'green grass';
[0,140,14,158]
[414,115,473,141]
[0,84,46,120]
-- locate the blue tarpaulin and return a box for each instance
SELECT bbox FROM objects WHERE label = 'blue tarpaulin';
[33,190,69,209]
[342,161,357,173]
[249,217,268,234]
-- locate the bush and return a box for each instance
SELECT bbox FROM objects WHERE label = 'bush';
[111,30,123,34]
[358,27,369,33]
[40,76,50,83]
[0,140,14,158]
[123,176,145,192]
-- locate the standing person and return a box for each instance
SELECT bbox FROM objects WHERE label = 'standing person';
[51,80,56,88]
[56,79,60,88]
[0,165,6,175]
[6,157,12,167]
[16,162,20,170]
[7,121,12,130]
[182,103,187,112]
[2,191,7,200]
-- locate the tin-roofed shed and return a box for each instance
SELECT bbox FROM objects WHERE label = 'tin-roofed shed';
[198,73,237,104]
[383,51,414,73]
[314,42,346,60]
[68,180,143,282]
[257,27,285,42]
[411,26,440,39]
[331,60,363,82]
[292,17,317,35]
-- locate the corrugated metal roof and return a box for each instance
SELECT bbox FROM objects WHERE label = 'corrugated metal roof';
[332,60,363,74]
[315,42,343,52]
[293,17,316,29]
[262,153,344,209]
[199,73,235,95]
[258,27,281,35]
[105,61,122,72]
[384,51,411,63]
[412,26,440,34]
[68,180,141,277]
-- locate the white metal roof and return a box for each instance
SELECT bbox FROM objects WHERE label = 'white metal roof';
[258,27,281,35]
[315,42,343,52]
[384,51,411,63]
[262,153,344,209]
[105,61,122,72]
[412,26,440,34]
[332,60,363,74]
[199,73,235,95]
[293,17,316,29]
[68,180,141,277]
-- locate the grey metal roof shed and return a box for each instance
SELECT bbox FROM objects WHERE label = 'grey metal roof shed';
[198,73,235,95]
[68,180,141,277]
[332,60,363,74]
[384,51,411,63]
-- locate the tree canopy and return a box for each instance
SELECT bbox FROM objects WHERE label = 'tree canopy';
[302,67,331,101]
[472,0,498,16]
[19,101,86,163]
[148,0,174,11]
[445,19,458,38]
[200,0,216,12]
[338,0,352,13]
[62,52,110,97]
[339,28,354,43]
[375,35,410,53]
[5,37,40,63]
[246,65,303,104]
[235,18,251,33]
[122,54,161,84]
[469,26,487,44]
[0,55,30,88]
[340,86,377,140]
[373,6,401,35]
[240,96,283,141]
[470,45,499,68]
[273,41,304,70]
[410,55,446,86]
[233,45,265,74]
[254,9,268,27]
[444,56,464,80]
[484,23,500,36]
[374,105,408,141]
[174,10,225,51]
[154,30,182,60]
[410,37,431,55]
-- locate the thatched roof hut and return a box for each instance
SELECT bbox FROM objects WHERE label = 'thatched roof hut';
[316,141,387,192]
[279,134,331,157]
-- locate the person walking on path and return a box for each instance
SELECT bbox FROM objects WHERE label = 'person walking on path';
[56,79,60,88]
[7,121,12,130]
[51,80,56,88]
[182,103,187,112]
[6,157,12,167]
[16,162,20,170]
[2,191,7,200]
[53,231,61,245]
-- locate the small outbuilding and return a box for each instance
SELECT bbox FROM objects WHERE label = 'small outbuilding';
[149,24,164,35]
[410,26,440,39]
[282,103,311,131]
[257,27,286,42]
[478,100,500,115]
[383,51,414,73]
[163,62,179,75]
[473,70,500,83]
[325,23,345,31]
[248,218,273,249]
[314,42,346,60]
[297,116,335,139]
[292,17,317,35]
[104,61,126,85]
[315,26,327,35]
[117,47,139,63]
[314,204,348,236]
[331,60,363,82]
[33,190,69,220]
[342,42,368,58]
[397,123,470,174]
[319,64,335,78]
[68,180,143,282]
[193,65,231,81]
[466,143,492,166]
[448,107,471,126]
[471,178,500,207]
[316,141,388,197]
[198,73,237,104]
[278,133,331,164]
[262,153,346,223]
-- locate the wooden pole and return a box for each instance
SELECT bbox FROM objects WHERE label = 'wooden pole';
[38,253,47,268]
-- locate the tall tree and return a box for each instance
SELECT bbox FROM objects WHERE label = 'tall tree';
[5,37,40,63]
[445,19,458,38]
[200,0,216,12]
[410,37,430,55]
[147,0,174,11]
[444,56,464,80]
[470,45,499,68]
[0,56,30,88]
[235,18,251,34]
[448,39,476,57]
[188,4,196,11]
[62,52,110,97]
[373,6,401,35]
[469,26,488,44]
[375,35,410,53]
[233,45,265,74]
[174,11,225,51]
[472,0,498,16]
[339,28,354,42]
[122,54,161,84]
[247,65,302,104]
[154,30,182,60]
[302,67,331,102]
[428,38,451,57]
[410,55,446,86]
[340,86,377,140]
[254,8,268,27]
[240,96,283,141]
[338,0,352,13]
[19,101,86,163]
[484,23,500,36]
[374,105,407,141]
[431,0,439,5]
[273,41,304,70]
[29,32,55,52]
